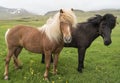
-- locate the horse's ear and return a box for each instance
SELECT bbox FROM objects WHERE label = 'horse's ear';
[71,8,74,11]
[96,14,102,18]
[96,14,103,21]
[60,9,64,13]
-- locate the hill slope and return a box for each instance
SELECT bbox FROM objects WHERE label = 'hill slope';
[0,6,37,20]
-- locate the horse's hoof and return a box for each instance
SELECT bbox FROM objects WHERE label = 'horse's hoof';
[44,77,49,81]
[53,69,58,75]
[4,76,8,80]
[15,65,23,70]
[53,72,57,75]
[82,66,84,69]
[18,65,23,69]
[77,68,82,73]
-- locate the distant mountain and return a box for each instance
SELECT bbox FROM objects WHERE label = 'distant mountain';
[0,6,38,20]
[44,9,120,21]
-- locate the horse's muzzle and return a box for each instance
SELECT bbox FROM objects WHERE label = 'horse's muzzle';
[104,40,112,46]
[64,36,72,43]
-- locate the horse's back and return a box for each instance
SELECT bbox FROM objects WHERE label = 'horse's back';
[10,25,37,35]
[5,25,41,47]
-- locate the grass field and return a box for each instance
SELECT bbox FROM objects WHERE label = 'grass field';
[0,17,120,83]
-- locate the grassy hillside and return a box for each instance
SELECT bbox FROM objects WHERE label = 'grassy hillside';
[0,14,120,83]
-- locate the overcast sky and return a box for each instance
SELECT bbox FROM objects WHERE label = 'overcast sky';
[0,0,120,15]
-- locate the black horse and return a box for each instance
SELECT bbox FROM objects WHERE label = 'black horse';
[41,14,117,72]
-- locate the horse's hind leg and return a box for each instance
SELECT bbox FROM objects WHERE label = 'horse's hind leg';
[41,53,45,63]
[13,47,23,69]
[4,48,15,80]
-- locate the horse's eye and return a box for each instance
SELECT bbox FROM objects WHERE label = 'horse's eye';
[101,23,107,28]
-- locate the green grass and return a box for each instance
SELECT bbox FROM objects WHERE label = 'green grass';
[0,18,120,83]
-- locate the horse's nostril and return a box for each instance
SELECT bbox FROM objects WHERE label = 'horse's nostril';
[104,40,112,46]
[68,36,72,41]
[64,36,72,43]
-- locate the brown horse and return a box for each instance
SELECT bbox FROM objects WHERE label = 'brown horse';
[4,9,77,80]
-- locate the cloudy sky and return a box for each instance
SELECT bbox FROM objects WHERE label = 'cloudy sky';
[0,0,120,15]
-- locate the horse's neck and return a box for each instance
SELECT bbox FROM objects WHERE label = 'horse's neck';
[86,26,99,42]
[38,16,61,43]
[77,24,99,42]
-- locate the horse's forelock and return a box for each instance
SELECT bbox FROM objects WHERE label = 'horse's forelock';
[102,14,116,29]
[60,9,77,27]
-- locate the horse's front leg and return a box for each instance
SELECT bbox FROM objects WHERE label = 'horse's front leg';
[53,53,60,75]
[78,47,86,73]
[44,51,51,80]
[41,53,53,63]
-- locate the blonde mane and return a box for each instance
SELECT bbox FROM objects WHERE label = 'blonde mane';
[38,9,77,42]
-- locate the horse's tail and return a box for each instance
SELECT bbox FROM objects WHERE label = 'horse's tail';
[5,29,10,46]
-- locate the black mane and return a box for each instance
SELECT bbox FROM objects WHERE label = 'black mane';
[87,14,116,28]
[87,15,102,26]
